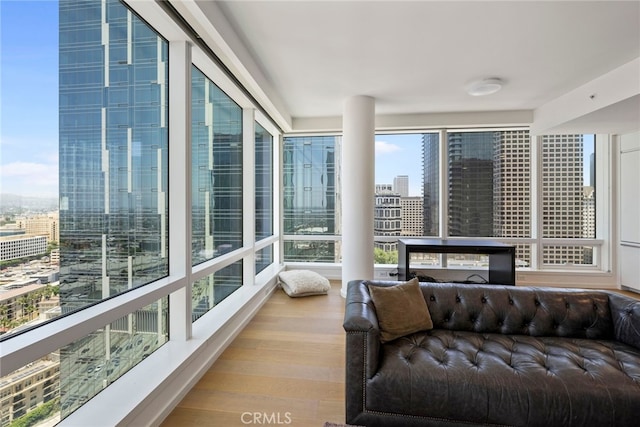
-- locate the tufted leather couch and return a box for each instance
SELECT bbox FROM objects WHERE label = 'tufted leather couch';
[343,280,640,427]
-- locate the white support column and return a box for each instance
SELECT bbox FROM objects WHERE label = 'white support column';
[341,96,375,297]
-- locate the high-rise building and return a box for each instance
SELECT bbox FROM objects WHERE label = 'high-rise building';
[422,133,440,236]
[401,197,423,236]
[493,130,532,264]
[541,134,587,264]
[447,132,495,237]
[393,175,409,197]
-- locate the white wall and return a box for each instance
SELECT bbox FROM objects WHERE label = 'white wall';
[619,131,640,291]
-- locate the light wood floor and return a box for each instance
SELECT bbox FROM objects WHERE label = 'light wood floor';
[160,282,346,427]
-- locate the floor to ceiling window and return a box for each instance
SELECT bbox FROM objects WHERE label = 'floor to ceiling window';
[0,1,280,425]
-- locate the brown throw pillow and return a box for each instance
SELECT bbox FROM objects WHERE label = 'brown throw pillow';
[367,278,433,343]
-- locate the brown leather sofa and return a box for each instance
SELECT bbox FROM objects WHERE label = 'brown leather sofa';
[343,280,640,426]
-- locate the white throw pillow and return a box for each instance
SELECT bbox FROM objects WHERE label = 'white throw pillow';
[278,270,331,297]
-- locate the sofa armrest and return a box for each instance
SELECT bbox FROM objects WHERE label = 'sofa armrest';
[343,280,381,378]
[343,280,382,422]
[608,293,640,350]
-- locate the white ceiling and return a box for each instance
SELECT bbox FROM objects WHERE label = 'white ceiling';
[189,0,640,133]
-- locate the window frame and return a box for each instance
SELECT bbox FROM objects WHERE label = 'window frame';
[0,0,283,417]
[283,128,611,275]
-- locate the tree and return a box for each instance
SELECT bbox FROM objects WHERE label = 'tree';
[17,296,29,319]
[374,248,399,265]
[0,304,10,331]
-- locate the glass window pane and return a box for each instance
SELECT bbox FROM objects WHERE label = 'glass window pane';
[542,245,596,266]
[372,133,436,264]
[374,133,438,261]
[541,134,596,264]
[283,136,340,262]
[255,123,273,241]
[59,0,169,310]
[0,298,168,425]
[283,240,337,263]
[191,66,243,266]
[255,246,273,275]
[446,131,531,238]
[192,261,243,322]
[283,136,339,236]
[60,298,168,418]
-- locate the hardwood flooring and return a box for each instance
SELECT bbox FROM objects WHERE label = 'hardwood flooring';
[159,280,640,427]
[160,282,346,427]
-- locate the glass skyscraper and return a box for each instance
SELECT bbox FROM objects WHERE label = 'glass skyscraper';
[446,132,495,237]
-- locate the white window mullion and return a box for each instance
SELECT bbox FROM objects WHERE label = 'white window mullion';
[274,131,282,265]
[243,109,256,283]
[168,40,193,341]
[530,133,541,270]
[596,134,614,273]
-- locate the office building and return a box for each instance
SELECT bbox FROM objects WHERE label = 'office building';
[400,197,423,236]
[393,175,409,197]
[15,213,59,244]
[0,235,48,262]
[374,186,401,252]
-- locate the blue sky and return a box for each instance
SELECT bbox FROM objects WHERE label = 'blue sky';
[374,133,424,196]
[1,0,59,198]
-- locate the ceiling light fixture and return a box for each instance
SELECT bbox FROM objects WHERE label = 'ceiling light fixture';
[467,78,504,96]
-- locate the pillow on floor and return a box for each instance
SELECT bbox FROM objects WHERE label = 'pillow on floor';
[278,270,331,297]
[367,278,433,343]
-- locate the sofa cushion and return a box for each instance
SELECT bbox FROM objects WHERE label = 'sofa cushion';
[367,329,640,426]
[368,278,433,343]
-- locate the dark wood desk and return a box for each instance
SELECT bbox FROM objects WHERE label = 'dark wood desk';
[398,239,516,285]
